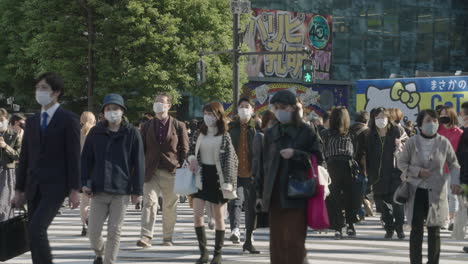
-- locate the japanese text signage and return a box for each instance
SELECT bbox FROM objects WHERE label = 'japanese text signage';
[356,76,468,122]
[244,9,332,80]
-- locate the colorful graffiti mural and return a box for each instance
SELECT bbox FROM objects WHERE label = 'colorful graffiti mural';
[244,9,333,80]
[356,76,468,122]
[224,82,348,117]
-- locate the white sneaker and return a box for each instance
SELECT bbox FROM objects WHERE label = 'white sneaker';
[230,228,240,244]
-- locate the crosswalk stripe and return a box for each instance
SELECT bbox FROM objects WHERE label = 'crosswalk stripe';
[3,202,468,264]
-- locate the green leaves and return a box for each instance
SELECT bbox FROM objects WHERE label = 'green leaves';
[0,0,239,118]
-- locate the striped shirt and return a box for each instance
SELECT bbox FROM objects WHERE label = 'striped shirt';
[322,129,354,159]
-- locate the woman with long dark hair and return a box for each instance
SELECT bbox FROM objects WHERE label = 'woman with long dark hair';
[188,102,238,264]
[365,107,405,240]
[322,107,357,239]
[256,90,322,264]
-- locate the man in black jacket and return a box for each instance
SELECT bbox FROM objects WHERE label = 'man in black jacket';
[457,102,468,253]
[349,111,370,220]
[13,72,81,264]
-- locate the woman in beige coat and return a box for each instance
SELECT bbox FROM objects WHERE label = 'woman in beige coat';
[397,109,461,264]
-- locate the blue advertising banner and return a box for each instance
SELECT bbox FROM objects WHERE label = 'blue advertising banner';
[356,76,468,122]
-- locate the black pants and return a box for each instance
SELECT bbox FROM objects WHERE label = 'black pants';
[228,177,256,242]
[374,193,405,231]
[325,158,356,231]
[410,188,440,264]
[28,189,65,264]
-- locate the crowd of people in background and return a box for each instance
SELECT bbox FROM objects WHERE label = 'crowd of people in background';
[0,72,467,264]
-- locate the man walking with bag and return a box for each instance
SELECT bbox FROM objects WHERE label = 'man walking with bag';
[12,72,81,264]
[137,93,189,247]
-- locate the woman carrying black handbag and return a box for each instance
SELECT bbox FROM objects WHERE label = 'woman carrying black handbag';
[256,90,322,264]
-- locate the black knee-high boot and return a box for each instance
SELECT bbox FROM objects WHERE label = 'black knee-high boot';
[211,230,225,264]
[195,226,209,264]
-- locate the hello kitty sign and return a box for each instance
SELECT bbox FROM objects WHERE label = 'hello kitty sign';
[356,77,468,122]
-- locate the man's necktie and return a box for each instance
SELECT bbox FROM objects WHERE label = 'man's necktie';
[41,112,48,132]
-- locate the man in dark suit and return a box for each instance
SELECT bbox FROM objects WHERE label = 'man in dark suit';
[12,72,81,264]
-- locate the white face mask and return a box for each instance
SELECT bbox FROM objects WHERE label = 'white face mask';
[35,91,53,106]
[204,115,217,127]
[275,109,293,124]
[0,121,7,132]
[421,122,439,137]
[104,110,123,124]
[375,117,388,129]
[153,102,168,114]
[459,115,468,127]
[238,108,252,121]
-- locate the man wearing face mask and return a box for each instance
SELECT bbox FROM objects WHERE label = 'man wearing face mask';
[12,72,81,264]
[137,92,189,248]
[81,94,144,264]
[226,98,259,253]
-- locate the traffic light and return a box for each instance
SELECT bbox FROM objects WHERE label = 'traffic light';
[302,59,314,83]
[196,59,206,85]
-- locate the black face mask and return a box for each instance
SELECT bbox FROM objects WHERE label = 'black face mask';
[439,116,451,124]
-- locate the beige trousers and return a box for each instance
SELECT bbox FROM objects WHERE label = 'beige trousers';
[88,193,129,264]
[80,194,91,225]
[140,169,179,241]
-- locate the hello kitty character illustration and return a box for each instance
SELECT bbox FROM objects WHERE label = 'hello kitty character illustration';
[364,81,421,122]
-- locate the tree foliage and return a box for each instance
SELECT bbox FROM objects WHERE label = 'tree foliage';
[0,0,243,117]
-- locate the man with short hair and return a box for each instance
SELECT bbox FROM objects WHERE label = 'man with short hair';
[227,98,259,253]
[137,92,189,247]
[13,72,81,264]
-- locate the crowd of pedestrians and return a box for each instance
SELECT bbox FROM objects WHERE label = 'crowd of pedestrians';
[0,72,467,264]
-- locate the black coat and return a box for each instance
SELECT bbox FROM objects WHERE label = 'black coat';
[16,107,81,200]
[257,123,322,212]
[457,127,468,185]
[365,124,402,195]
[81,121,144,196]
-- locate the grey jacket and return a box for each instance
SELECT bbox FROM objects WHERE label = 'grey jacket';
[397,134,460,227]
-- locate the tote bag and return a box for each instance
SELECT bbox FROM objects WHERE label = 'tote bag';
[174,161,198,195]
[307,154,330,230]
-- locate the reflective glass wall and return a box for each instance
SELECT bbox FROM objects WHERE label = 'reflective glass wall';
[251,0,468,109]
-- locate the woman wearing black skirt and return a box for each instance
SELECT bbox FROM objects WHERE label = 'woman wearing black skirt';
[188,102,238,264]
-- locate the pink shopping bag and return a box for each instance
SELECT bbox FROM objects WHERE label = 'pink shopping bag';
[307,154,330,230]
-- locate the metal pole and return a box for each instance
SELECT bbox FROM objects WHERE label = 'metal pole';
[233,12,240,114]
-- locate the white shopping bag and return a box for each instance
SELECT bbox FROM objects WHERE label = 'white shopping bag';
[451,195,467,240]
[174,161,198,195]
[318,165,331,198]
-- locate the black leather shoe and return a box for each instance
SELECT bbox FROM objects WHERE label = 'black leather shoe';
[396,226,405,240]
[384,230,394,239]
[346,225,356,238]
[463,246,468,253]
[93,256,103,264]
[81,226,87,236]
[242,241,260,254]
